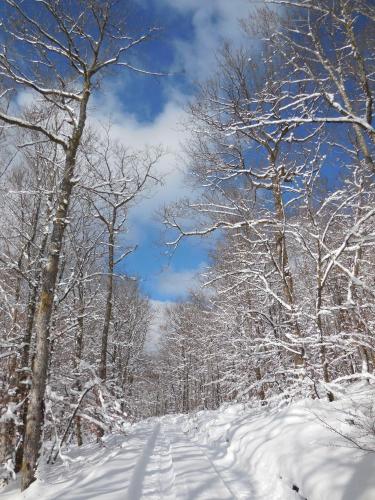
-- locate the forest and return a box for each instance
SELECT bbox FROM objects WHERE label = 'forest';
[0,0,375,497]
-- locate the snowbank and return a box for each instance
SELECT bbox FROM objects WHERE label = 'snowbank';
[183,383,375,499]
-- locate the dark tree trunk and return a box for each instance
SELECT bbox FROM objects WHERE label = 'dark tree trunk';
[21,87,90,490]
[99,221,115,381]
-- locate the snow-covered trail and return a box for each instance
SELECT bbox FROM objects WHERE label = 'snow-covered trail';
[135,420,254,500]
[4,389,375,500]
[3,418,256,500]
[123,419,255,500]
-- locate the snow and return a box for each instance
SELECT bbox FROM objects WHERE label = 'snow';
[2,385,375,499]
[182,385,375,500]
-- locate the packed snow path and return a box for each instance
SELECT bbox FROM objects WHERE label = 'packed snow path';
[130,421,254,500]
[97,419,254,500]
[3,417,257,500]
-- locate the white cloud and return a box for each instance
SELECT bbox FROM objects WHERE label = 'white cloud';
[144,299,171,352]
[161,0,256,79]
[88,0,268,233]
[89,90,191,228]
[86,0,270,253]
[155,264,205,298]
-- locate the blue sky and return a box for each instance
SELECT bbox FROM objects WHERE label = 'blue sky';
[89,0,253,302]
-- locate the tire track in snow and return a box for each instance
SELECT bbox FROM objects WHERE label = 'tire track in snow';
[196,442,254,499]
[165,422,246,499]
[156,429,176,499]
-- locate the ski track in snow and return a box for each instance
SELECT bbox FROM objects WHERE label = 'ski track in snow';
[165,422,254,500]
[125,420,255,499]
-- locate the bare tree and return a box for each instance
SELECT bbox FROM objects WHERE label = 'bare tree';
[0,0,158,489]
[256,1,375,169]
[82,130,161,382]
[162,1,375,411]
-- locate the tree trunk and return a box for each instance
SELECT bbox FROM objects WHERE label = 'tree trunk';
[272,166,304,368]
[75,282,85,447]
[20,80,90,489]
[15,209,51,472]
[20,158,74,490]
[99,222,115,381]
[0,355,17,485]
[255,366,266,402]
[316,241,334,402]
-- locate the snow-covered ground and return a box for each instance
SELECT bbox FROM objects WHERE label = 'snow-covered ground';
[2,384,375,499]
